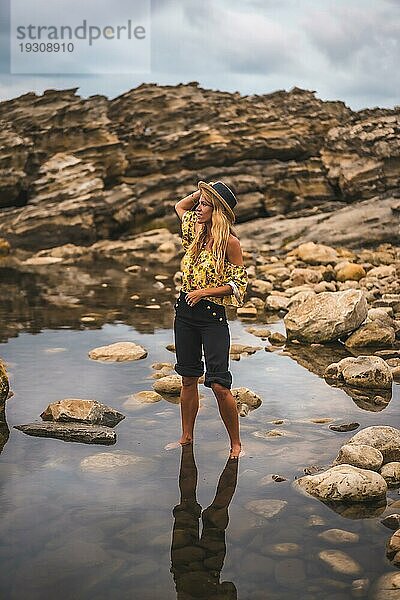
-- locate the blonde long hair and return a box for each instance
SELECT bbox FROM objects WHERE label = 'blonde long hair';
[187,188,238,277]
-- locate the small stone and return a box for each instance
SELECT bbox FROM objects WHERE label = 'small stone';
[268,331,286,345]
[380,462,400,486]
[153,375,182,395]
[245,499,287,519]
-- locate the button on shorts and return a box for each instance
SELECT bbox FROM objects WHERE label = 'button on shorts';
[173,290,232,389]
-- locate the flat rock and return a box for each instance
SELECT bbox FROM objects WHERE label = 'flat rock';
[80,451,141,472]
[329,422,360,432]
[123,391,163,409]
[14,422,116,445]
[40,398,125,427]
[88,342,147,361]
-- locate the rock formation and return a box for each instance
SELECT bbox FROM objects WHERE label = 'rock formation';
[0,83,398,251]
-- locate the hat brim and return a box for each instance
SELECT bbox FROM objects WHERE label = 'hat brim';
[197,181,236,222]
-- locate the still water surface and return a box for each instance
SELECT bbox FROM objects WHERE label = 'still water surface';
[0,273,399,599]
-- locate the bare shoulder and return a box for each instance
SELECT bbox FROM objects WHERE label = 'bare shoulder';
[226,234,244,265]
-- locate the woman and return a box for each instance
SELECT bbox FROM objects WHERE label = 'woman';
[170,180,248,460]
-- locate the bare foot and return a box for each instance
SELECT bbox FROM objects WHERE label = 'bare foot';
[229,444,243,460]
[164,436,193,451]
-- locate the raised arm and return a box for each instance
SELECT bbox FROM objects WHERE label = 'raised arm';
[174,189,201,221]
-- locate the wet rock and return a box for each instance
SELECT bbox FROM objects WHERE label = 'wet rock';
[334,444,383,471]
[318,550,362,576]
[387,530,400,566]
[268,543,300,556]
[329,422,360,432]
[284,289,368,343]
[307,514,326,527]
[123,391,163,409]
[344,321,396,348]
[152,375,181,395]
[335,261,366,282]
[232,387,262,409]
[347,426,400,463]
[351,578,370,598]
[274,558,306,588]
[371,571,400,600]
[268,331,286,345]
[88,341,147,361]
[380,463,400,486]
[0,361,9,404]
[271,474,287,482]
[381,514,400,530]
[40,398,125,427]
[324,355,393,389]
[80,451,141,472]
[245,499,287,519]
[253,429,293,439]
[14,422,116,444]
[317,529,359,544]
[230,343,262,356]
[295,465,387,502]
[237,402,250,417]
[245,326,272,338]
[292,242,339,265]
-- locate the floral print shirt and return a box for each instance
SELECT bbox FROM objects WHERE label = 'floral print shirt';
[180,210,248,308]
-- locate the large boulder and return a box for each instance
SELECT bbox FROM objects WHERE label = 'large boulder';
[347,426,400,463]
[284,289,368,343]
[40,398,125,427]
[295,464,387,502]
[324,355,393,390]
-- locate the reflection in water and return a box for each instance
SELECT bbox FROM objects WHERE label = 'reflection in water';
[0,403,9,455]
[170,445,238,600]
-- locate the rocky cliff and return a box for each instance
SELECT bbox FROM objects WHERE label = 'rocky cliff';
[0,83,398,251]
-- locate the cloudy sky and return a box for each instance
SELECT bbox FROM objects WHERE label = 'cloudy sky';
[1,0,399,110]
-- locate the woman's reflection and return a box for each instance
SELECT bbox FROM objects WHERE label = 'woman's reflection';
[170,444,238,600]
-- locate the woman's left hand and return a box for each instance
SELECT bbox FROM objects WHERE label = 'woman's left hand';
[185,289,206,306]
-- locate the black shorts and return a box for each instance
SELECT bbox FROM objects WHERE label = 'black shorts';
[173,290,232,389]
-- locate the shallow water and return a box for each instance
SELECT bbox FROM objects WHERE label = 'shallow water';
[0,263,399,599]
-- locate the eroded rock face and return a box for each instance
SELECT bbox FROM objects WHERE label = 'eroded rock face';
[296,464,387,502]
[284,289,368,343]
[347,426,400,463]
[324,355,393,390]
[40,398,125,427]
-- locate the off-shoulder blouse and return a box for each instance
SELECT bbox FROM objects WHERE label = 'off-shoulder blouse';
[179,210,248,308]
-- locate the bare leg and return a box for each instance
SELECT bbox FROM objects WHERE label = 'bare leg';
[211,382,241,459]
[179,375,200,445]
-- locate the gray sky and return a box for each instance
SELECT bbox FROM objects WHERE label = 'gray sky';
[0,0,399,110]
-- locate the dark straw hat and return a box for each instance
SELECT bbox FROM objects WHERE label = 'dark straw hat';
[197,180,237,222]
